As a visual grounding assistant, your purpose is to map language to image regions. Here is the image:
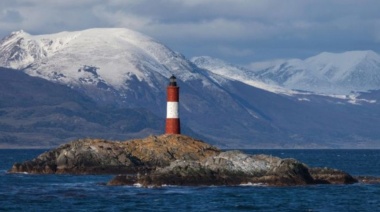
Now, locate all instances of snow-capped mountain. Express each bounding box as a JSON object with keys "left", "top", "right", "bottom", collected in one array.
[
  {"left": 250, "top": 50, "right": 380, "bottom": 94},
  {"left": 0, "top": 28, "right": 198, "bottom": 89},
  {"left": 193, "top": 51, "right": 380, "bottom": 95},
  {"left": 0, "top": 28, "right": 227, "bottom": 109},
  {"left": 1, "top": 28, "right": 380, "bottom": 148}
]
